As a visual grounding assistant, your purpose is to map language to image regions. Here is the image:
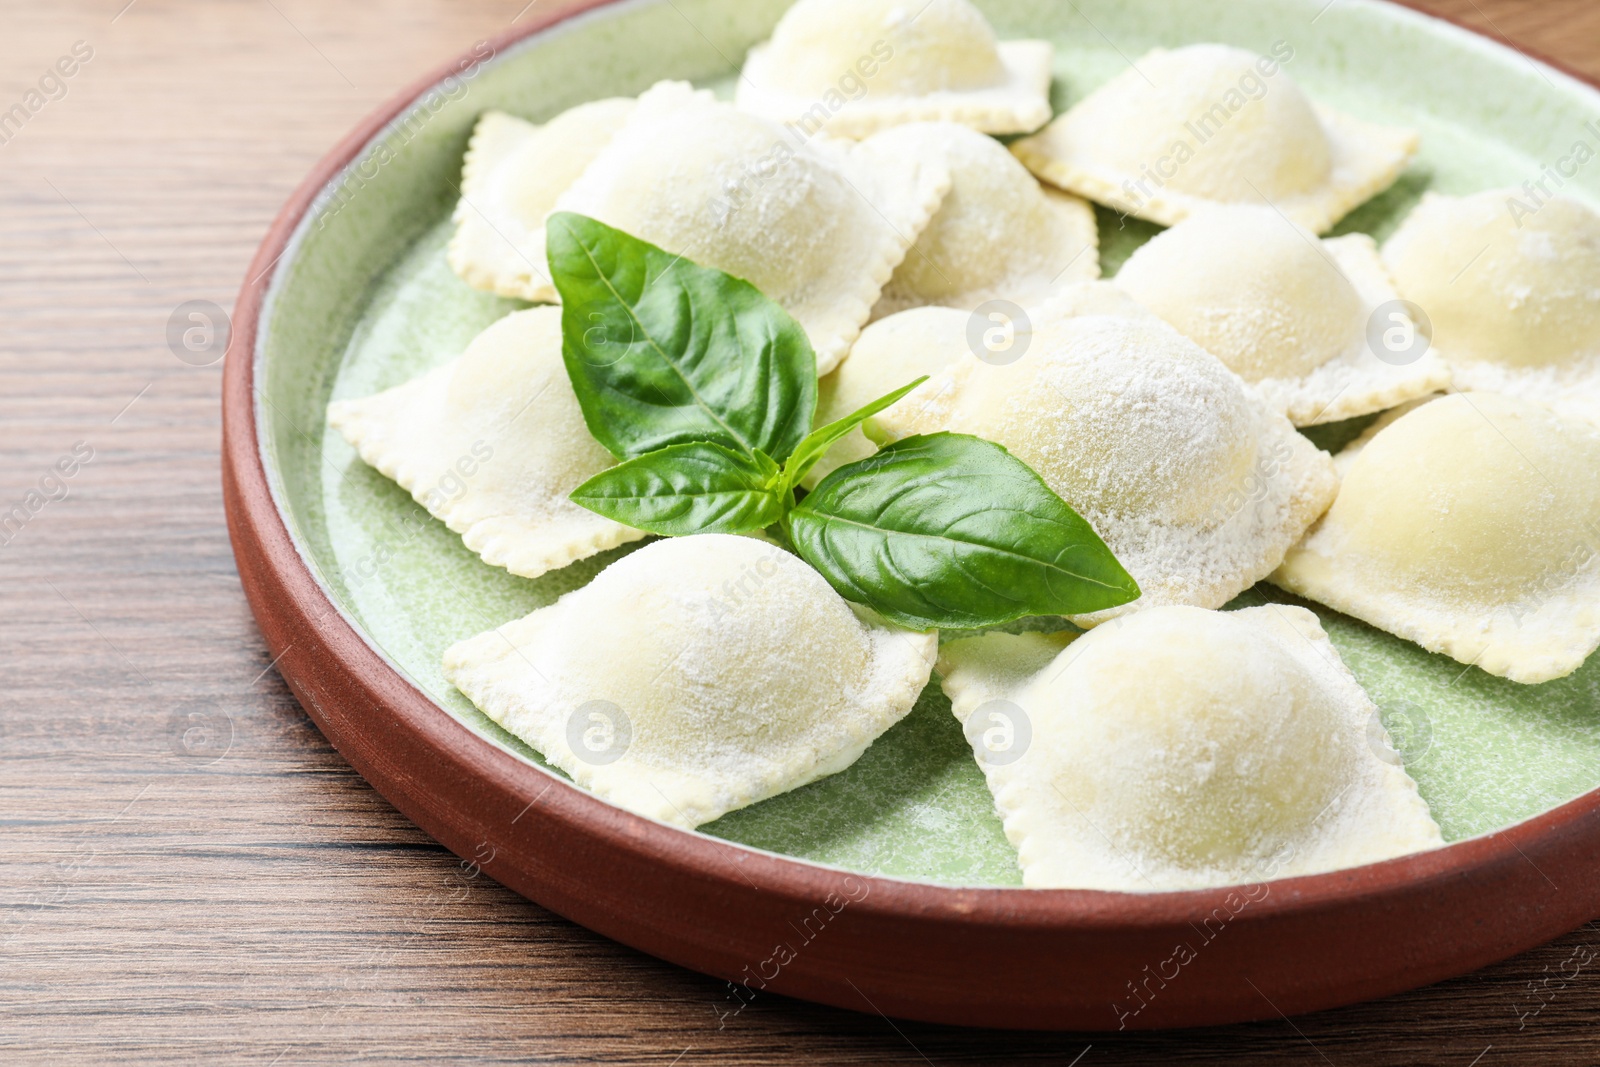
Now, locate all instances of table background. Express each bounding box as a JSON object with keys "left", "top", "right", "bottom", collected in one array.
[{"left": 3, "top": 0, "right": 1599, "bottom": 1063}]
